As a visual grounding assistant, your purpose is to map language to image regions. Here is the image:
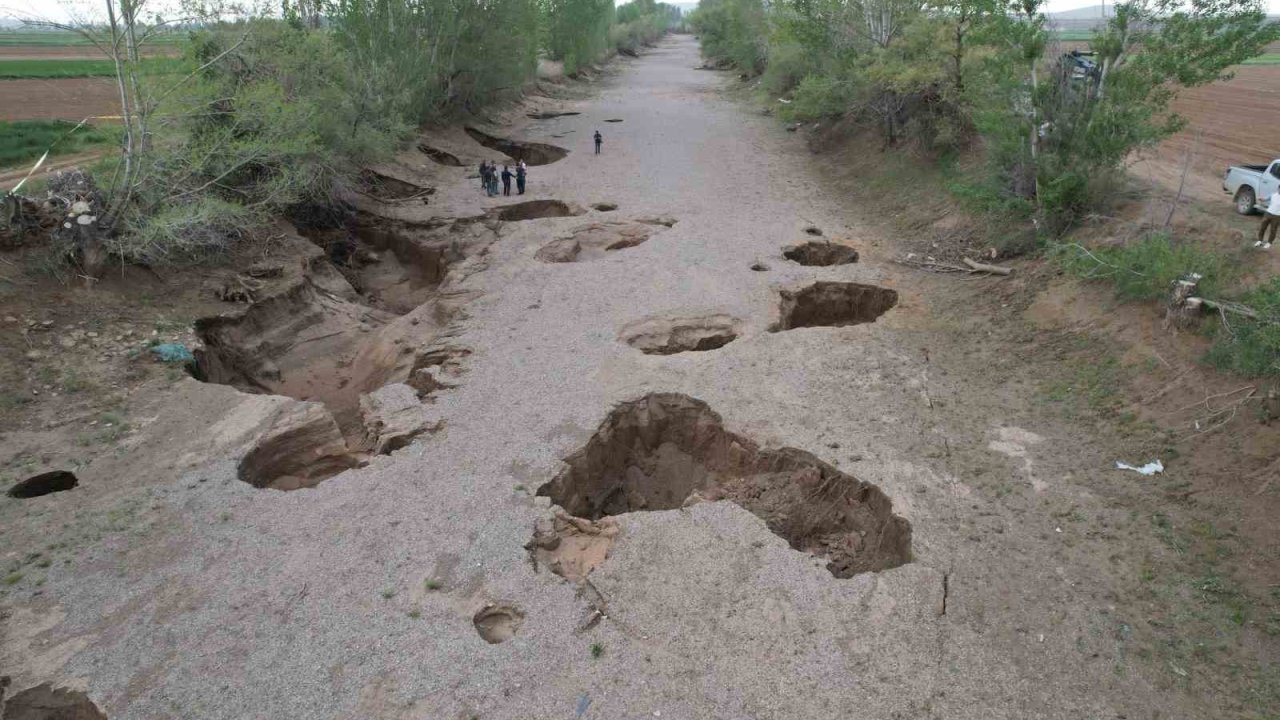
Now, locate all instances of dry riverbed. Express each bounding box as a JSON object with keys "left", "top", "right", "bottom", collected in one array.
[{"left": 1, "top": 36, "right": 1277, "bottom": 719}]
